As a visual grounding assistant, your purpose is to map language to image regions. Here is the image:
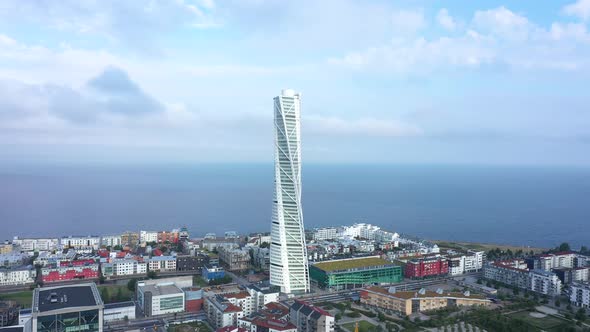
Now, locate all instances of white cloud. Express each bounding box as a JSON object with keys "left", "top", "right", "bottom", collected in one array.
[
  {"left": 563, "top": 0, "right": 590, "bottom": 21},
  {"left": 391, "top": 9, "right": 426, "bottom": 34},
  {"left": 306, "top": 115, "right": 422, "bottom": 138},
  {"left": 437, "top": 8, "right": 456, "bottom": 31},
  {"left": 472, "top": 6, "right": 533, "bottom": 40}
]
